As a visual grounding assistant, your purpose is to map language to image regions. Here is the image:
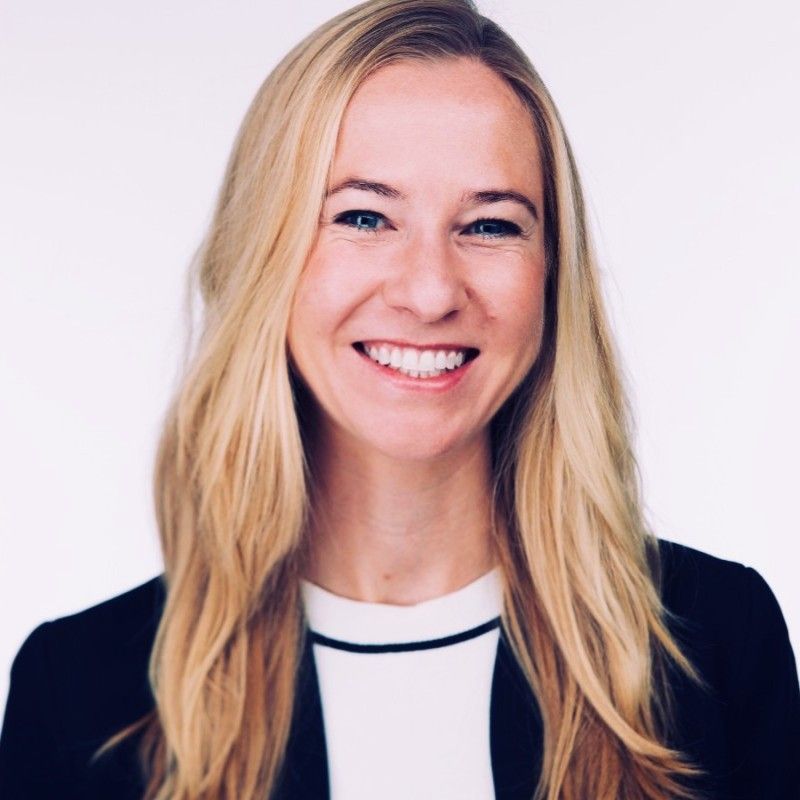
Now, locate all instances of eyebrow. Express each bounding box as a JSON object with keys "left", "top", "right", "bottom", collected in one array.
[
  {"left": 325, "top": 178, "right": 539, "bottom": 221},
  {"left": 326, "top": 178, "right": 402, "bottom": 200}
]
